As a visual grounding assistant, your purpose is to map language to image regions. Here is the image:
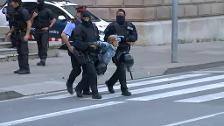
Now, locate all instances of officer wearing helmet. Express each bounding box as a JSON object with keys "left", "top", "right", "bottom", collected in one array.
[
  {"left": 104, "top": 9, "right": 138, "bottom": 96},
  {"left": 72, "top": 11, "right": 102, "bottom": 99},
  {"left": 31, "top": 0, "right": 56, "bottom": 66}
]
